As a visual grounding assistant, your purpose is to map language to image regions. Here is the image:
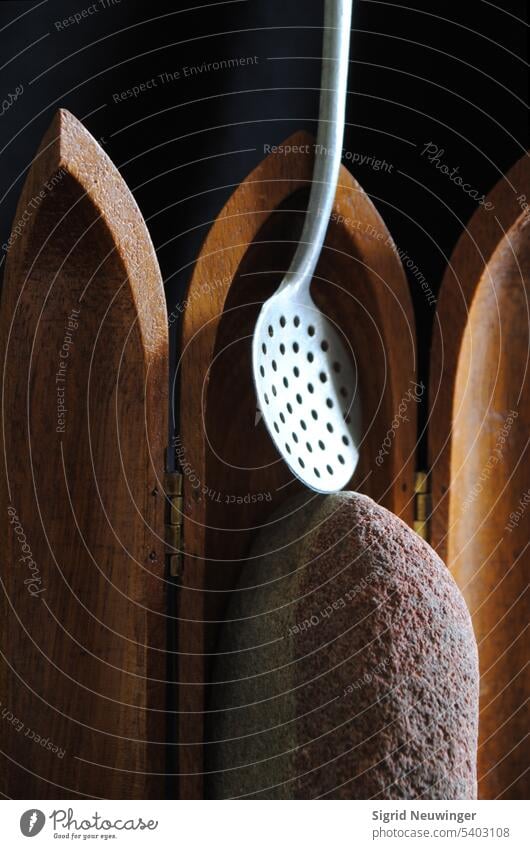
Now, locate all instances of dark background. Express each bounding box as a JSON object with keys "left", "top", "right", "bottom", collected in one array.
[{"left": 0, "top": 0, "right": 528, "bottom": 457}]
